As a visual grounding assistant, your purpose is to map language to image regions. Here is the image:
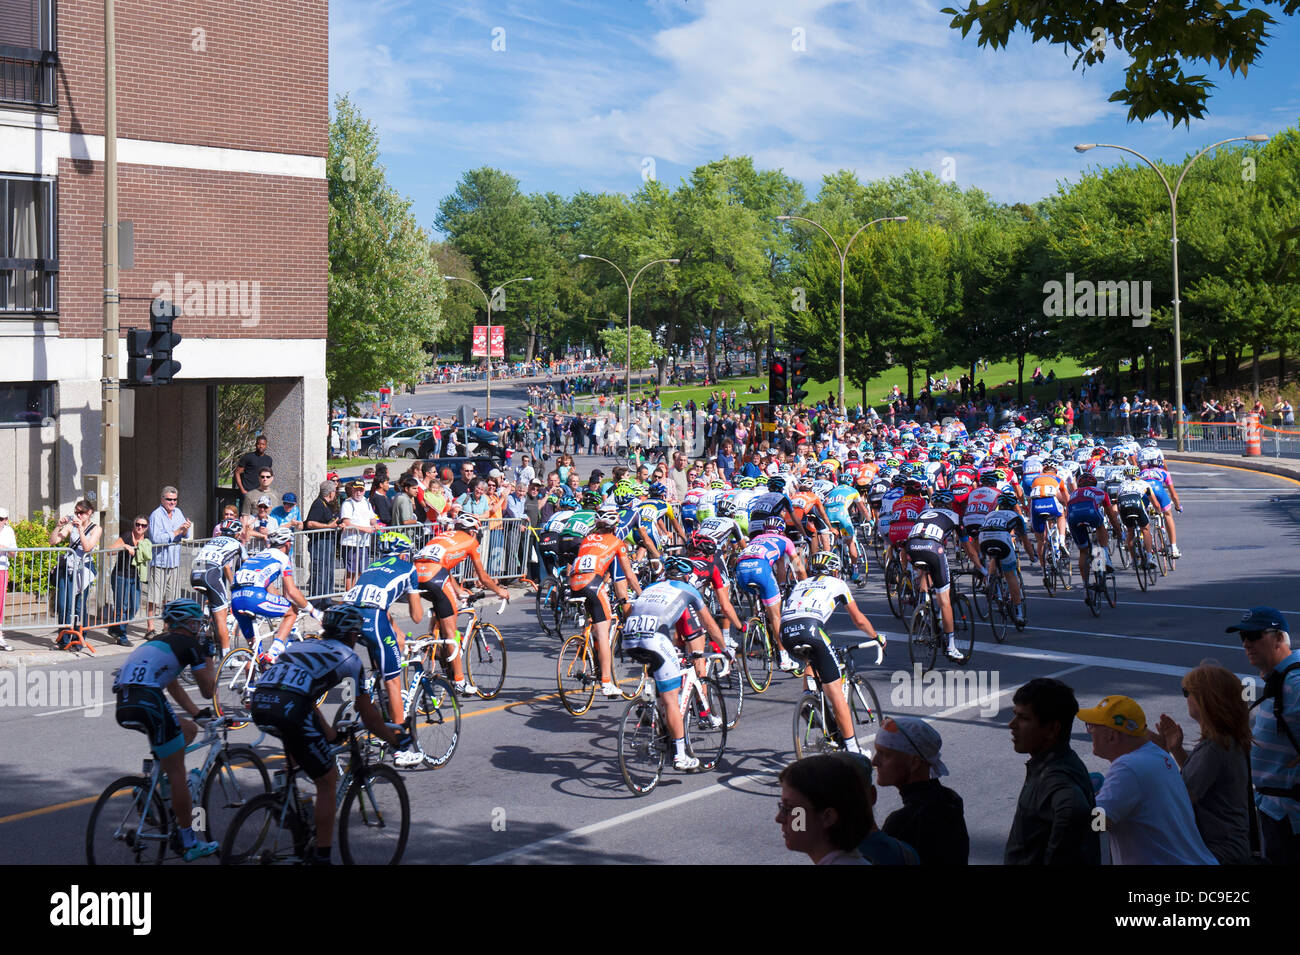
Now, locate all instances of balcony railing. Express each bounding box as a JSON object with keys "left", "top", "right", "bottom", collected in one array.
[
  {"left": 0, "top": 44, "right": 56, "bottom": 107},
  {"left": 0, "top": 258, "right": 57, "bottom": 313}
]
